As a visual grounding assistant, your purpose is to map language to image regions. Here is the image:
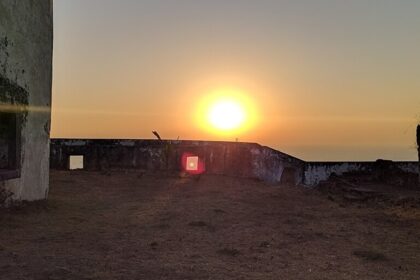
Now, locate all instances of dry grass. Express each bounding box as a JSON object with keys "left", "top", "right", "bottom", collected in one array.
[{"left": 0, "top": 170, "right": 419, "bottom": 279}]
